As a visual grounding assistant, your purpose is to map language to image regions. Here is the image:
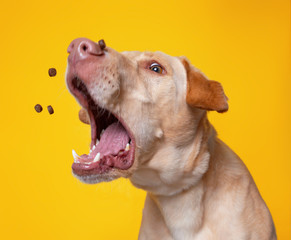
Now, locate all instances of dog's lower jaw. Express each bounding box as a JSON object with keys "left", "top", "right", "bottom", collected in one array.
[{"left": 73, "top": 172, "right": 117, "bottom": 184}]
